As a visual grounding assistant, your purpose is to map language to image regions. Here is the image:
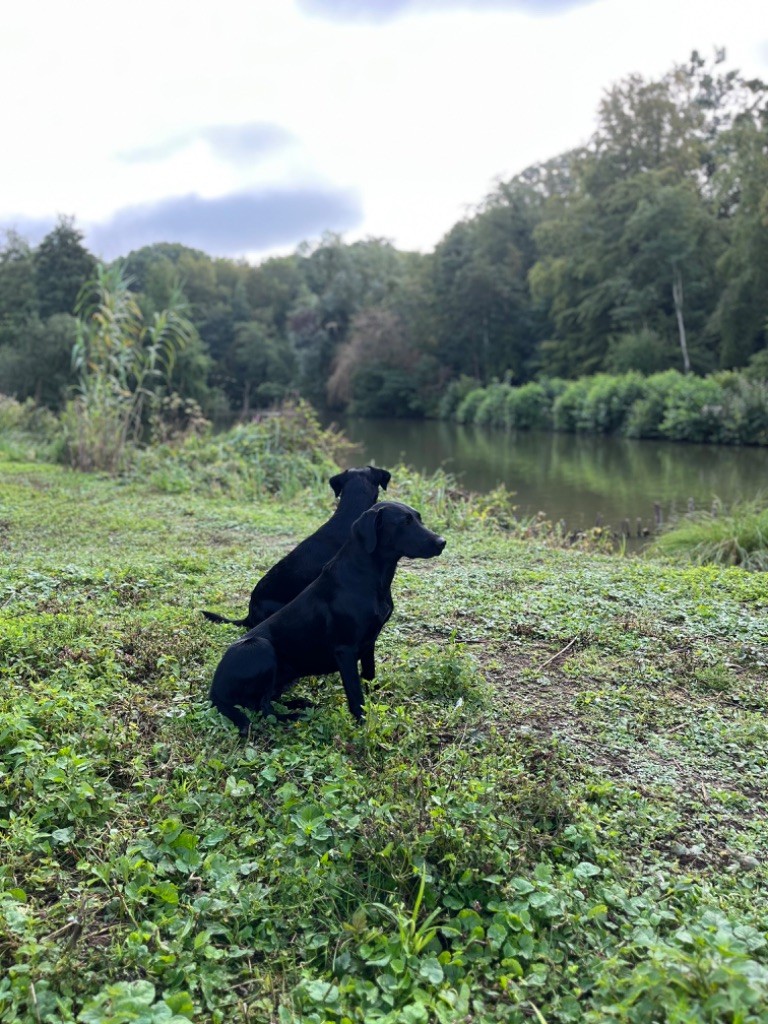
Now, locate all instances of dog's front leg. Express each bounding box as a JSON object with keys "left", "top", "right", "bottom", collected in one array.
[
  {"left": 360, "top": 642, "right": 376, "bottom": 681},
  {"left": 211, "top": 699, "right": 253, "bottom": 739},
  {"left": 334, "top": 646, "right": 365, "bottom": 722}
]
